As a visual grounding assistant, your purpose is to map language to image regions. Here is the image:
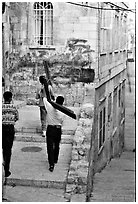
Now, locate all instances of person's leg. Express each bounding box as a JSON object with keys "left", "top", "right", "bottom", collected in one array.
[
  {"left": 40, "top": 106, "right": 47, "bottom": 136},
  {"left": 2, "top": 125, "right": 14, "bottom": 177},
  {"left": 54, "top": 128, "right": 62, "bottom": 164},
  {"left": 46, "top": 126, "right": 55, "bottom": 171},
  {"left": 3, "top": 148, "right": 12, "bottom": 177}
]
